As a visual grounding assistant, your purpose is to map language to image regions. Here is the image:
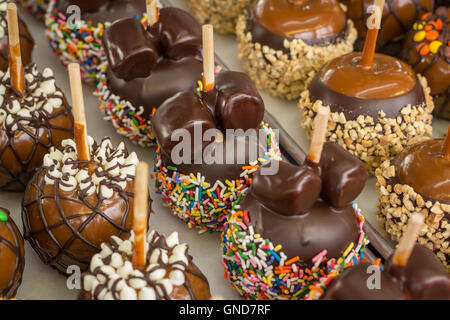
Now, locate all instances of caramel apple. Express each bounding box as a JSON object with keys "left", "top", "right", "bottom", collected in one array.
[
  {"left": 185, "top": 0, "right": 252, "bottom": 34},
  {"left": 340, "top": 0, "right": 433, "bottom": 57},
  {"left": 236, "top": 0, "right": 357, "bottom": 100},
  {"left": 0, "top": 207, "right": 25, "bottom": 299},
  {"left": 402, "top": 7, "right": 449, "bottom": 120},
  {"left": 299, "top": 1, "right": 434, "bottom": 174},
  {"left": 376, "top": 134, "right": 450, "bottom": 271},
  {"left": 96, "top": 5, "right": 203, "bottom": 147},
  {"left": 46, "top": 0, "right": 146, "bottom": 83}
]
